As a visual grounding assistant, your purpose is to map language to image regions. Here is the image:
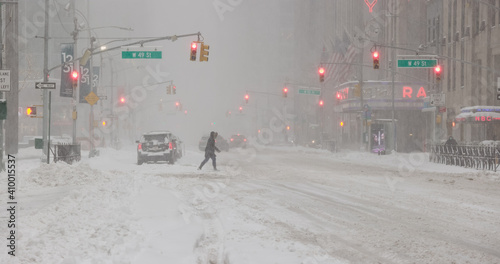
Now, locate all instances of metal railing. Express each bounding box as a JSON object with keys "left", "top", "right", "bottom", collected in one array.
[
  {"left": 51, "top": 143, "right": 81, "bottom": 164},
  {"left": 429, "top": 144, "right": 500, "bottom": 171}
]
